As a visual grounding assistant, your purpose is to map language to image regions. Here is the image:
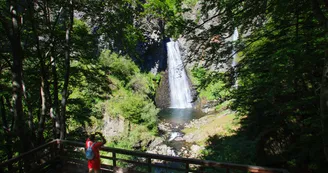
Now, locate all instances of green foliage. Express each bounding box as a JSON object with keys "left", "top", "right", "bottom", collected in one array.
[
  {"left": 127, "top": 73, "right": 160, "bottom": 97},
  {"left": 72, "top": 19, "right": 98, "bottom": 60},
  {"left": 83, "top": 0, "right": 145, "bottom": 56},
  {"left": 108, "top": 91, "right": 158, "bottom": 131},
  {"left": 183, "top": 0, "right": 198, "bottom": 6},
  {"left": 87, "top": 50, "right": 159, "bottom": 147},
  {"left": 143, "top": 0, "right": 186, "bottom": 38},
  {"left": 108, "top": 125, "right": 155, "bottom": 150},
  {"left": 191, "top": 66, "right": 229, "bottom": 101},
  {"left": 99, "top": 50, "right": 140, "bottom": 84},
  {"left": 202, "top": 134, "right": 256, "bottom": 171},
  {"left": 0, "top": 0, "right": 164, "bottom": 165},
  {"left": 185, "top": 0, "right": 328, "bottom": 172},
  {"left": 102, "top": 125, "right": 155, "bottom": 168}
]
